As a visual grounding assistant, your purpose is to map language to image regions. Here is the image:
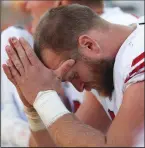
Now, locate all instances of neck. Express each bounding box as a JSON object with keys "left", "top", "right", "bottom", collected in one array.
[{"left": 99, "top": 23, "right": 137, "bottom": 59}]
